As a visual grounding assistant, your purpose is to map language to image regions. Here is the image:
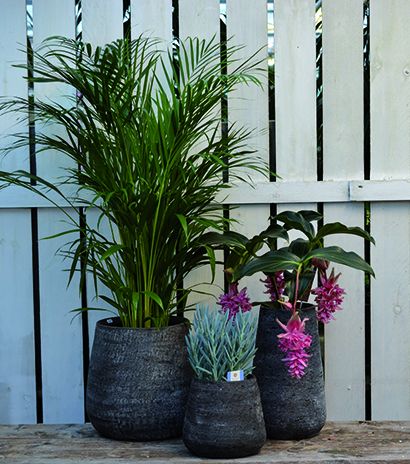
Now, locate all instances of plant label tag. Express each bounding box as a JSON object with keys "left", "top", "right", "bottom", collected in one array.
[{"left": 227, "top": 370, "right": 244, "bottom": 382}]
